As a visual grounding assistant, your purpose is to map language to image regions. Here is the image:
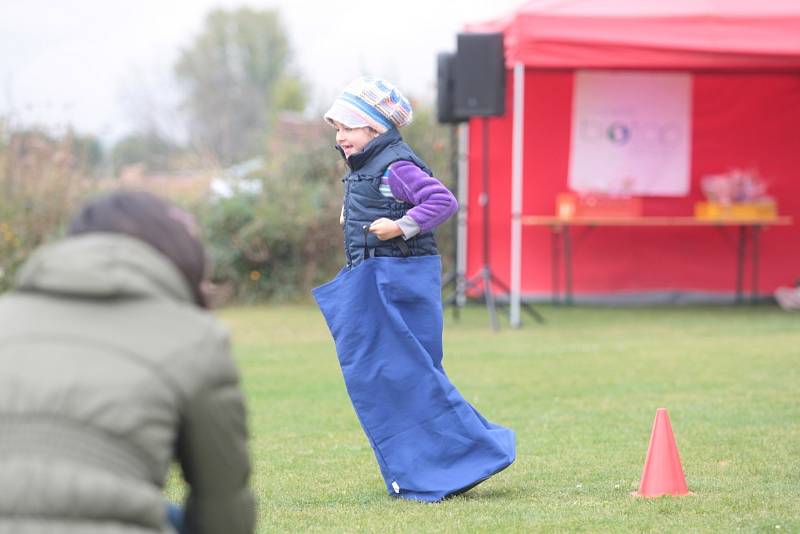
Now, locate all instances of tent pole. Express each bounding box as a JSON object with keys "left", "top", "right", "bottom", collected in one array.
[
  {"left": 456, "top": 122, "right": 469, "bottom": 309},
  {"left": 510, "top": 62, "right": 525, "bottom": 328}
]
